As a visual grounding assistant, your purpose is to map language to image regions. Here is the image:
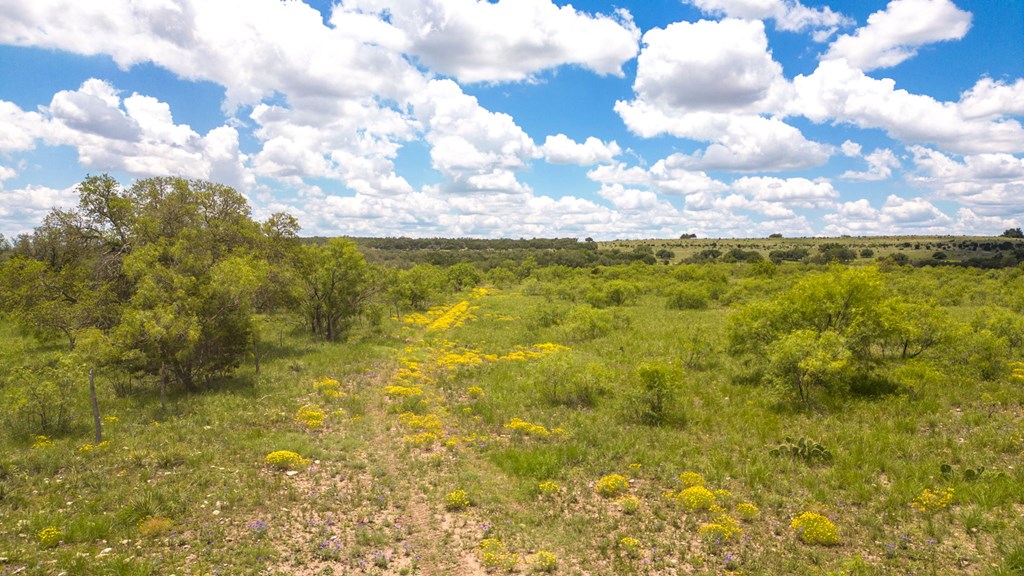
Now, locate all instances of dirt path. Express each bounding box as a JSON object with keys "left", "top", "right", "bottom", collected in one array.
[{"left": 263, "top": 302, "right": 491, "bottom": 575}]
